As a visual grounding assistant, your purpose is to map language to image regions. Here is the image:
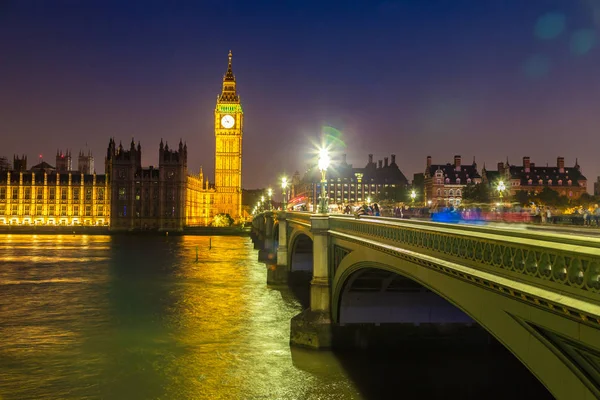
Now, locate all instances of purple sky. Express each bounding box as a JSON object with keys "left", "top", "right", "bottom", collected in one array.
[{"left": 1, "top": 0, "right": 599, "bottom": 190}]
